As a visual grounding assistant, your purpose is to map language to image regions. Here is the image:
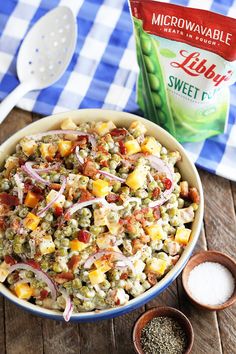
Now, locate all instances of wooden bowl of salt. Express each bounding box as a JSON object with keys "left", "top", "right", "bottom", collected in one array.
[{"left": 182, "top": 250, "right": 236, "bottom": 311}]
